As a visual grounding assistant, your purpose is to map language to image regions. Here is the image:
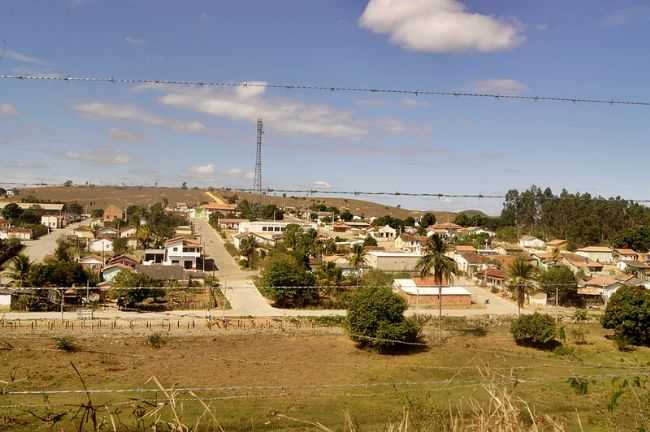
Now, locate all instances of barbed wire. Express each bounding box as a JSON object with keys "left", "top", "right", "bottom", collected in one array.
[{"left": 1, "top": 73, "right": 650, "bottom": 107}]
